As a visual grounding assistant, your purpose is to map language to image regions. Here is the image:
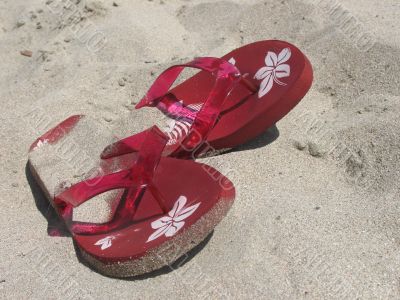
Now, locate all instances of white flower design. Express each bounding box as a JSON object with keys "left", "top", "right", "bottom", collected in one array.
[
  {"left": 254, "top": 48, "right": 291, "bottom": 98},
  {"left": 94, "top": 236, "right": 114, "bottom": 250},
  {"left": 146, "top": 195, "right": 200, "bottom": 243}
]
